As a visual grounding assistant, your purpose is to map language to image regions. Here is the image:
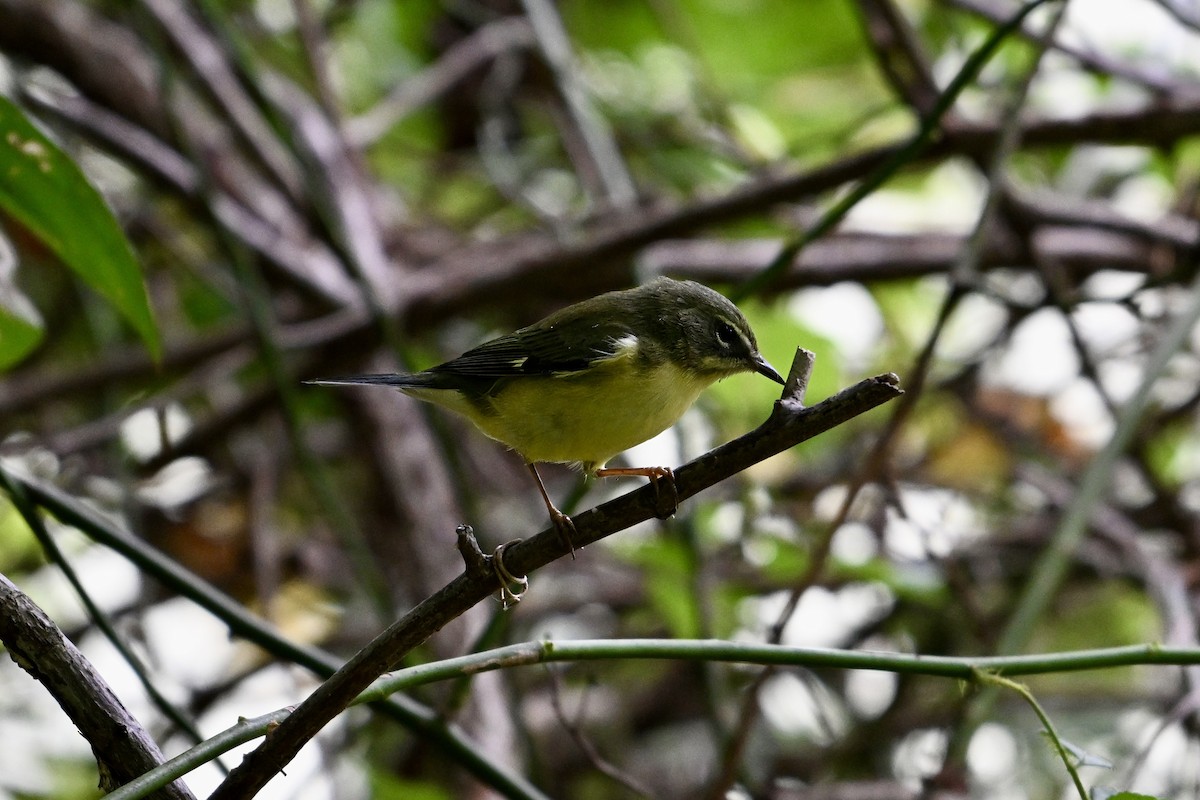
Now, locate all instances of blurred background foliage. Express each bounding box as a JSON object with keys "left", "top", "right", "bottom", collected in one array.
[{"left": 2, "top": 0, "right": 1200, "bottom": 798}]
